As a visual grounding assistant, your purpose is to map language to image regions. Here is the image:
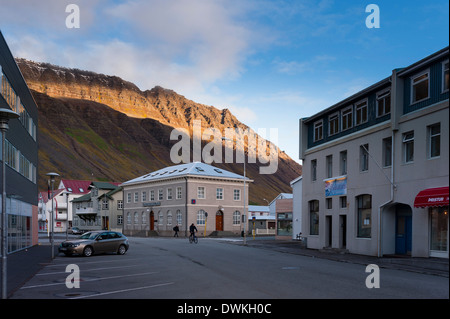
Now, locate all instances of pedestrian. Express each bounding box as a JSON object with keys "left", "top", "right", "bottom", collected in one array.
[{"left": 173, "top": 224, "right": 179, "bottom": 237}]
